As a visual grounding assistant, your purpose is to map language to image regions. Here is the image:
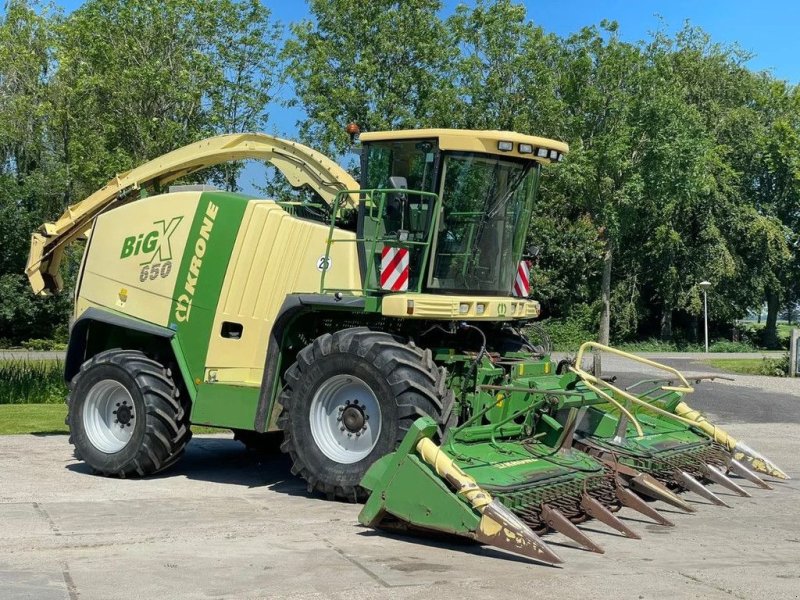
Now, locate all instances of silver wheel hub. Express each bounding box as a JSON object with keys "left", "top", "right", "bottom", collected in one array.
[
  {"left": 310, "top": 375, "right": 381, "bottom": 464},
  {"left": 83, "top": 379, "right": 135, "bottom": 453}
]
